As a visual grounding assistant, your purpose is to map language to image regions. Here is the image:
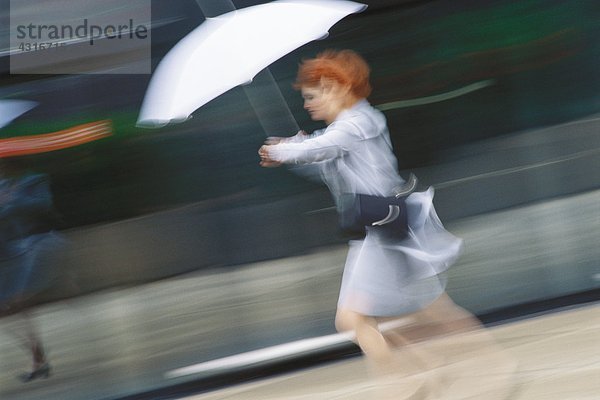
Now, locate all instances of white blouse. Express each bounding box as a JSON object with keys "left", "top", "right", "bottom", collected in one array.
[{"left": 269, "top": 99, "right": 405, "bottom": 206}]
